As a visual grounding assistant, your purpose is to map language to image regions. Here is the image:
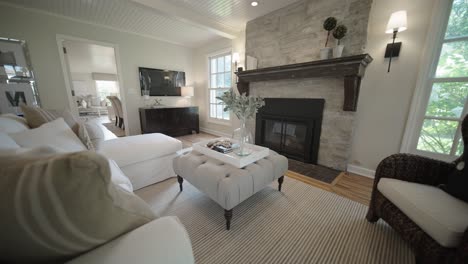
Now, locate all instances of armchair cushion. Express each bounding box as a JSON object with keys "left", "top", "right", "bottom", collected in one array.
[{"left": 378, "top": 178, "right": 468, "bottom": 248}]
